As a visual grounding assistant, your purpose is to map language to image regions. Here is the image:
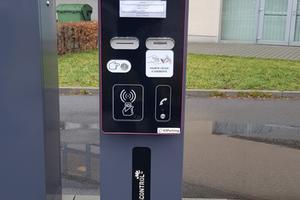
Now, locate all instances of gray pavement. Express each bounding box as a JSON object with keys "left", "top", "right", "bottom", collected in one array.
[
  {"left": 188, "top": 42, "right": 300, "bottom": 60},
  {"left": 62, "top": 195, "right": 224, "bottom": 200},
  {"left": 63, "top": 195, "right": 224, "bottom": 200},
  {"left": 61, "top": 95, "right": 300, "bottom": 199}
]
